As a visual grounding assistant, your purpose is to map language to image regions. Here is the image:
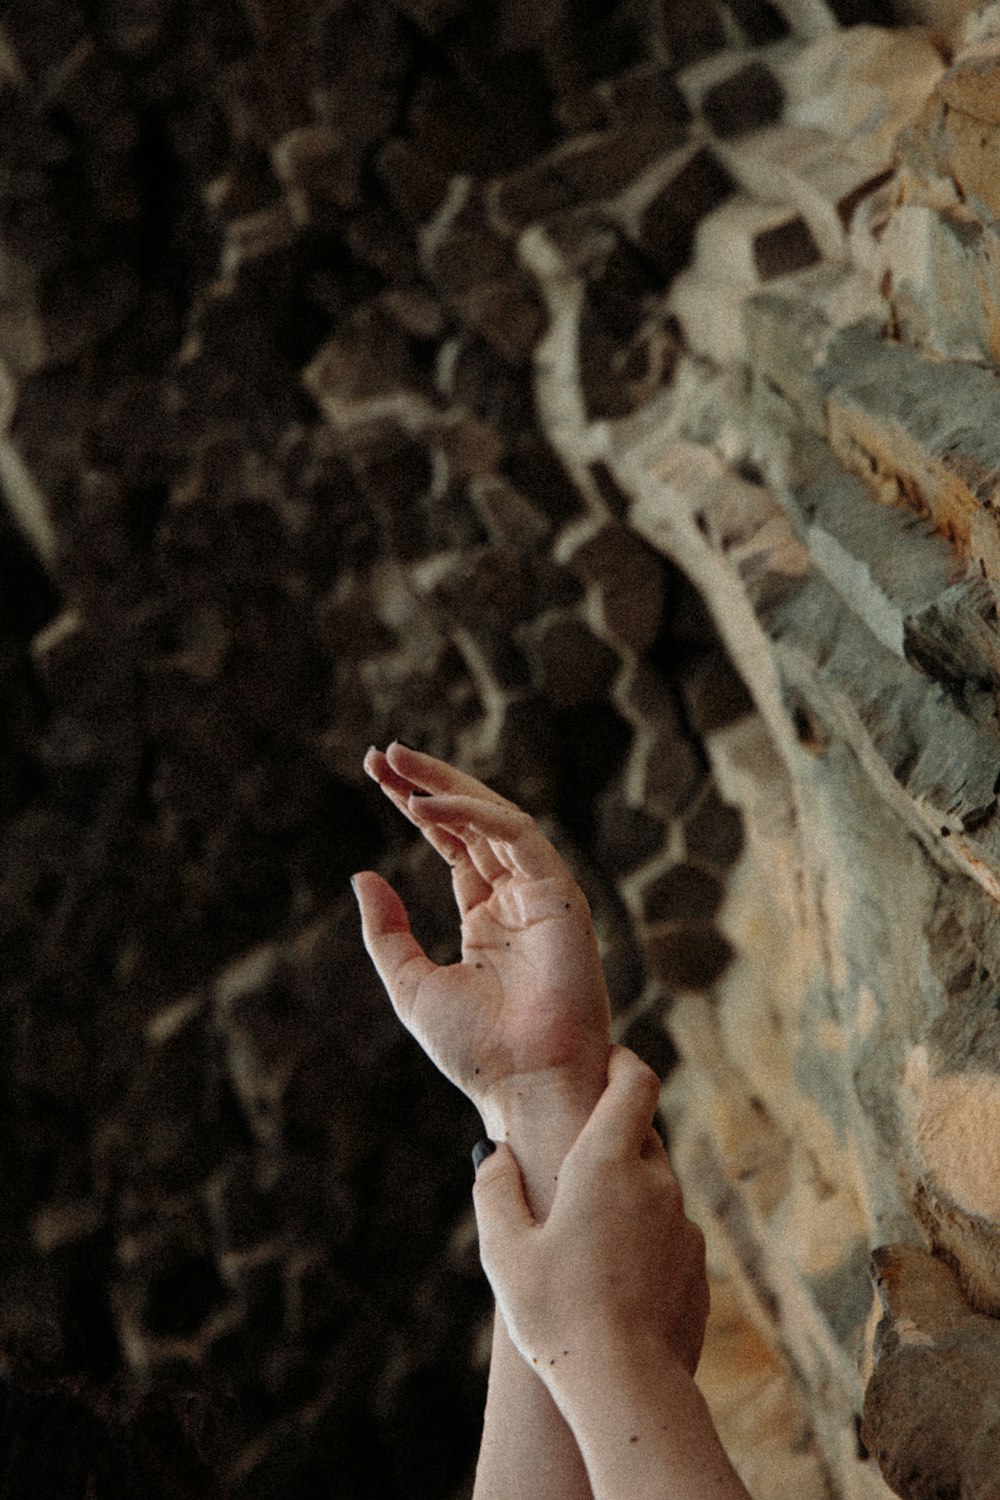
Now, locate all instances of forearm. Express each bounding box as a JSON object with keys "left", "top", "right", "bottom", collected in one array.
[
  {"left": 473, "top": 1306, "right": 594, "bottom": 1500},
  {"left": 550, "top": 1335, "right": 753, "bottom": 1500},
  {"left": 472, "top": 1066, "right": 607, "bottom": 1500}
]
